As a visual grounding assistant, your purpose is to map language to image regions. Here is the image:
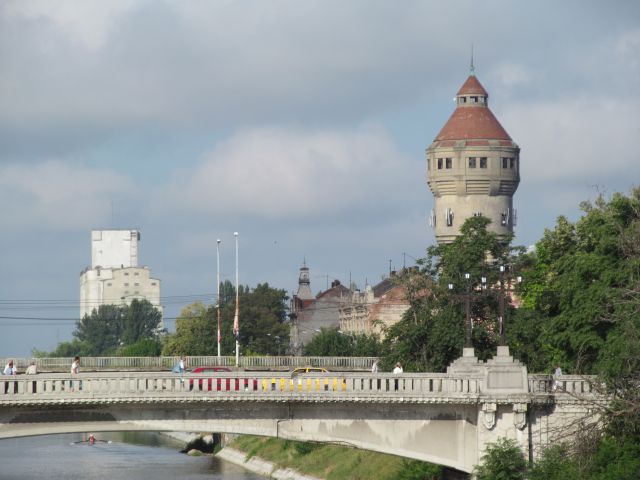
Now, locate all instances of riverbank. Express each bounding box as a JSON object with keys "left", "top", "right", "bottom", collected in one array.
[
  {"left": 217, "top": 446, "right": 321, "bottom": 480},
  {"left": 224, "top": 435, "right": 448, "bottom": 480}
]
